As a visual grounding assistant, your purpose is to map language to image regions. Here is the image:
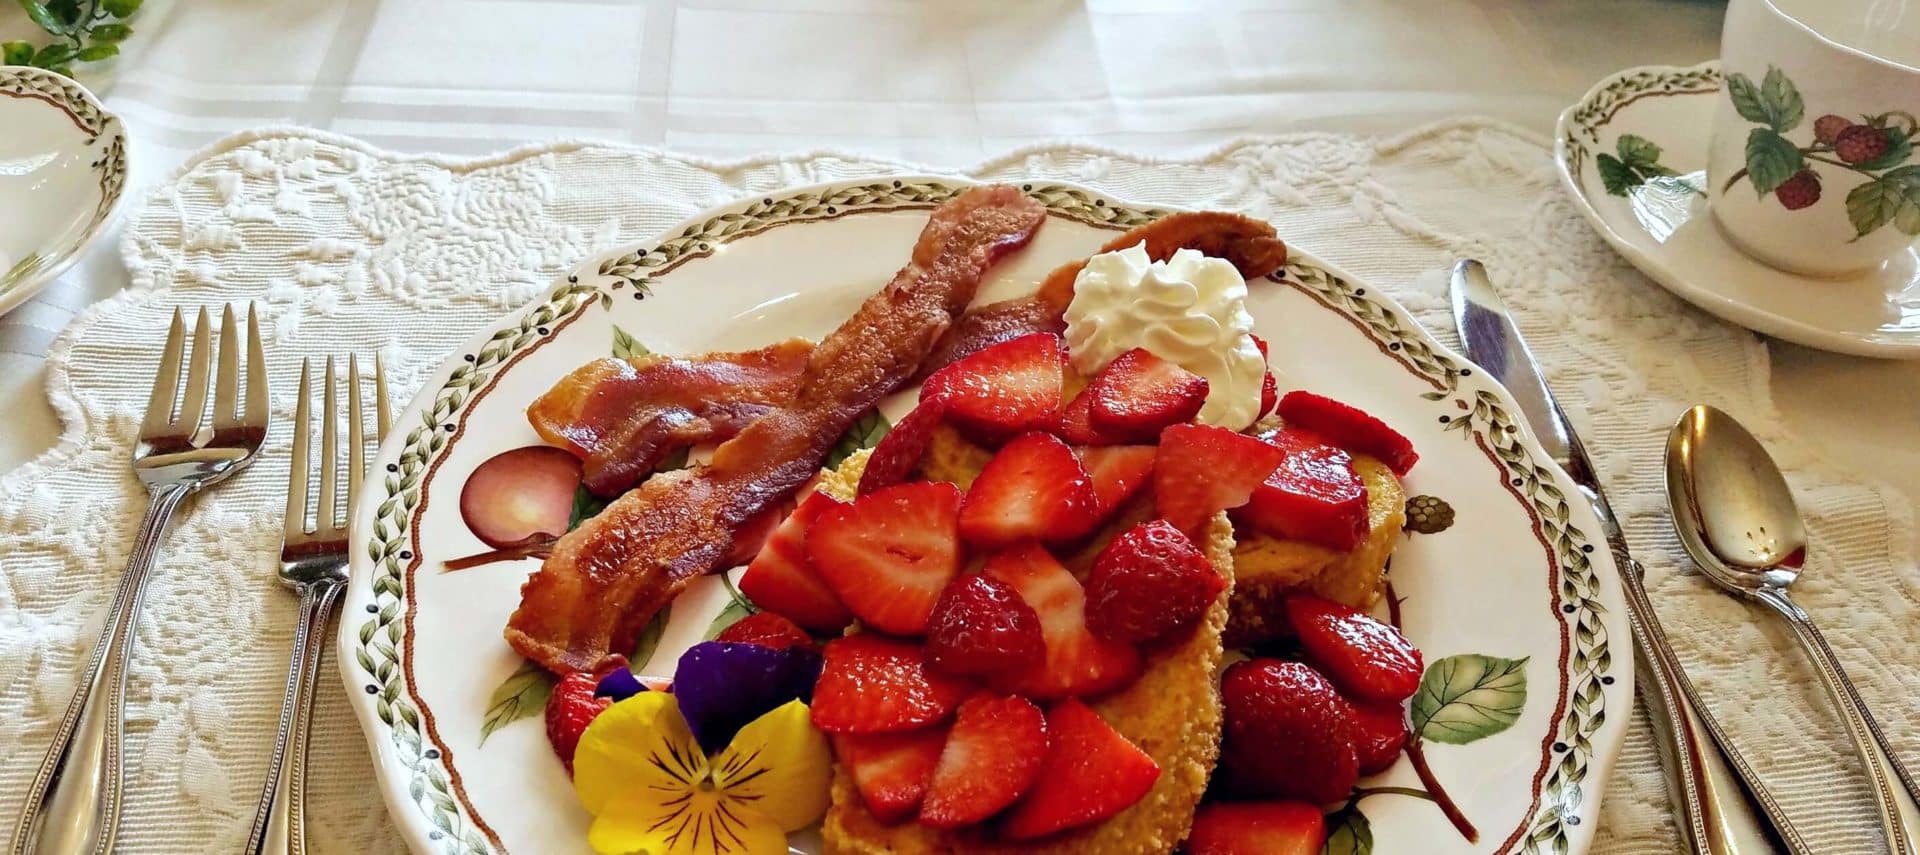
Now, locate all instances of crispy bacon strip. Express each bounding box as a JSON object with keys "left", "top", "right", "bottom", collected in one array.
[
  {"left": 506, "top": 186, "right": 1048, "bottom": 673},
  {"left": 925, "top": 211, "right": 1288, "bottom": 371},
  {"left": 526, "top": 340, "right": 814, "bottom": 496}
]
